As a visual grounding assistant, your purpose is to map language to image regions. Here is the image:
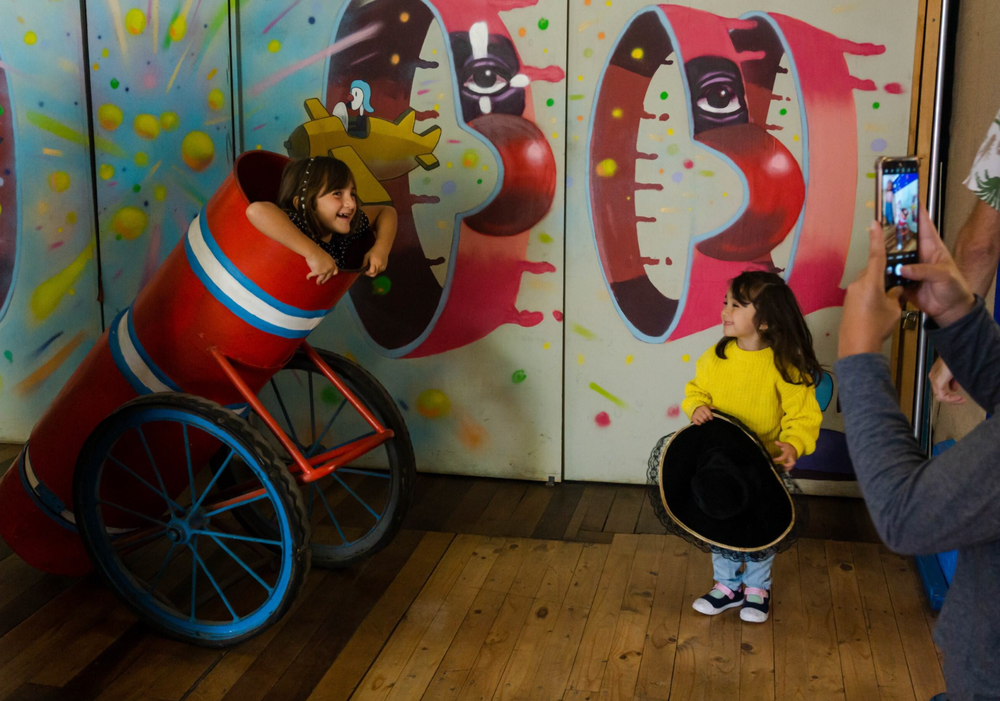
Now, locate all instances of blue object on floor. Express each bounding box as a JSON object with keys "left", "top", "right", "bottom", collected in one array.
[{"left": 915, "top": 440, "right": 957, "bottom": 610}]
